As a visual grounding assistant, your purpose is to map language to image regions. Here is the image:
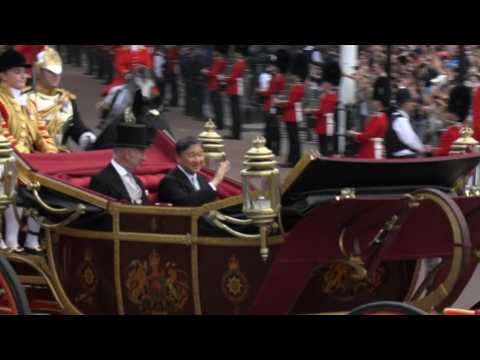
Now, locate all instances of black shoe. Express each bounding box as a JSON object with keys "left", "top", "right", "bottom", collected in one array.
[{"left": 24, "top": 246, "right": 46, "bottom": 256}]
